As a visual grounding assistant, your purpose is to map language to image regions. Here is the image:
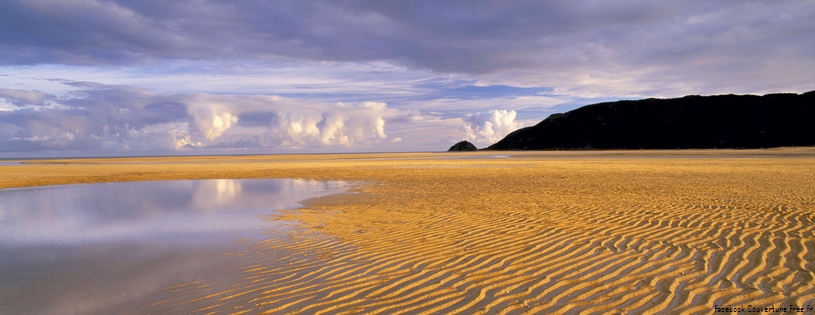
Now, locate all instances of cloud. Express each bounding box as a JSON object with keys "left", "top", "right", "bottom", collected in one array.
[
  {"left": 266, "top": 102, "right": 392, "bottom": 147},
  {"left": 186, "top": 97, "right": 239, "bottom": 141},
  {"left": 0, "top": 83, "right": 414, "bottom": 155},
  {"left": 0, "top": 88, "right": 50, "bottom": 106},
  {"left": 461, "top": 110, "right": 523, "bottom": 144},
  {"left": 1, "top": 1, "right": 813, "bottom": 156},
  {"left": 1, "top": 1, "right": 812, "bottom": 97}
]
